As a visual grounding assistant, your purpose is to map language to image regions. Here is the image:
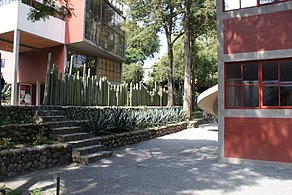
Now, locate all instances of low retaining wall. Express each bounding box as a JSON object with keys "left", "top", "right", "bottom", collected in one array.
[
  {"left": 0, "top": 121, "right": 188, "bottom": 179},
  {"left": 0, "top": 124, "right": 50, "bottom": 143},
  {"left": 0, "top": 144, "right": 72, "bottom": 179},
  {"left": 97, "top": 121, "right": 188, "bottom": 149},
  {"left": 0, "top": 106, "right": 37, "bottom": 121}
]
